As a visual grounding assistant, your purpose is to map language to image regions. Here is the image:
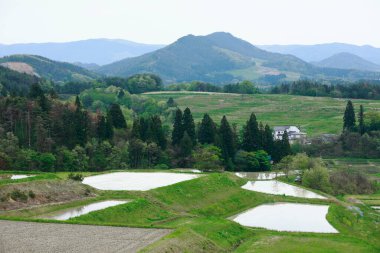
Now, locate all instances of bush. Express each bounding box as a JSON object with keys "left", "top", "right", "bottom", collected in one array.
[
  {"left": 68, "top": 173, "right": 84, "bottom": 181},
  {"left": 330, "top": 170, "right": 376, "bottom": 195},
  {"left": 154, "top": 164, "right": 170, "bottom": 170},
  {"left": 302, "top": 166, "right": 331, "bottom": 193},
  {"left": 10, "top": 190, "right": 28, "bottom": 202},
  {"left": 193, "top": 145, "right": 223, "bottom": 172},
  {"left": 28, "top": 190, "right": 36, "bottom": 199}
]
